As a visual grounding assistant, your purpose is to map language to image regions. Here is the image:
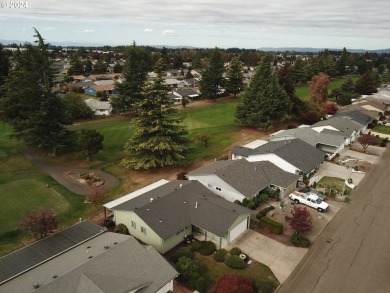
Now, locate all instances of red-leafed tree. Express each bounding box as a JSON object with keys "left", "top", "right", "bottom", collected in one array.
[
  {"left": 285, "top": 206, "right": 313, "bottom": 234},
  {"left": 214, "top": 274, "right": 255, "bottom": 293},
  {"left": 308, "top": 73, "right": 330, "bottom": 104},
  {"left": 19, "top": 207, "right": 58, "bottom": 239},
  {"left": 301, "top": 110, "right": 320, "bottom": 124},
  {"left": 321, "top": 103, "right": 338, "bottom": 115},
  {"left": 357, "top": 134, "right": 378, "bottom": 150}
]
